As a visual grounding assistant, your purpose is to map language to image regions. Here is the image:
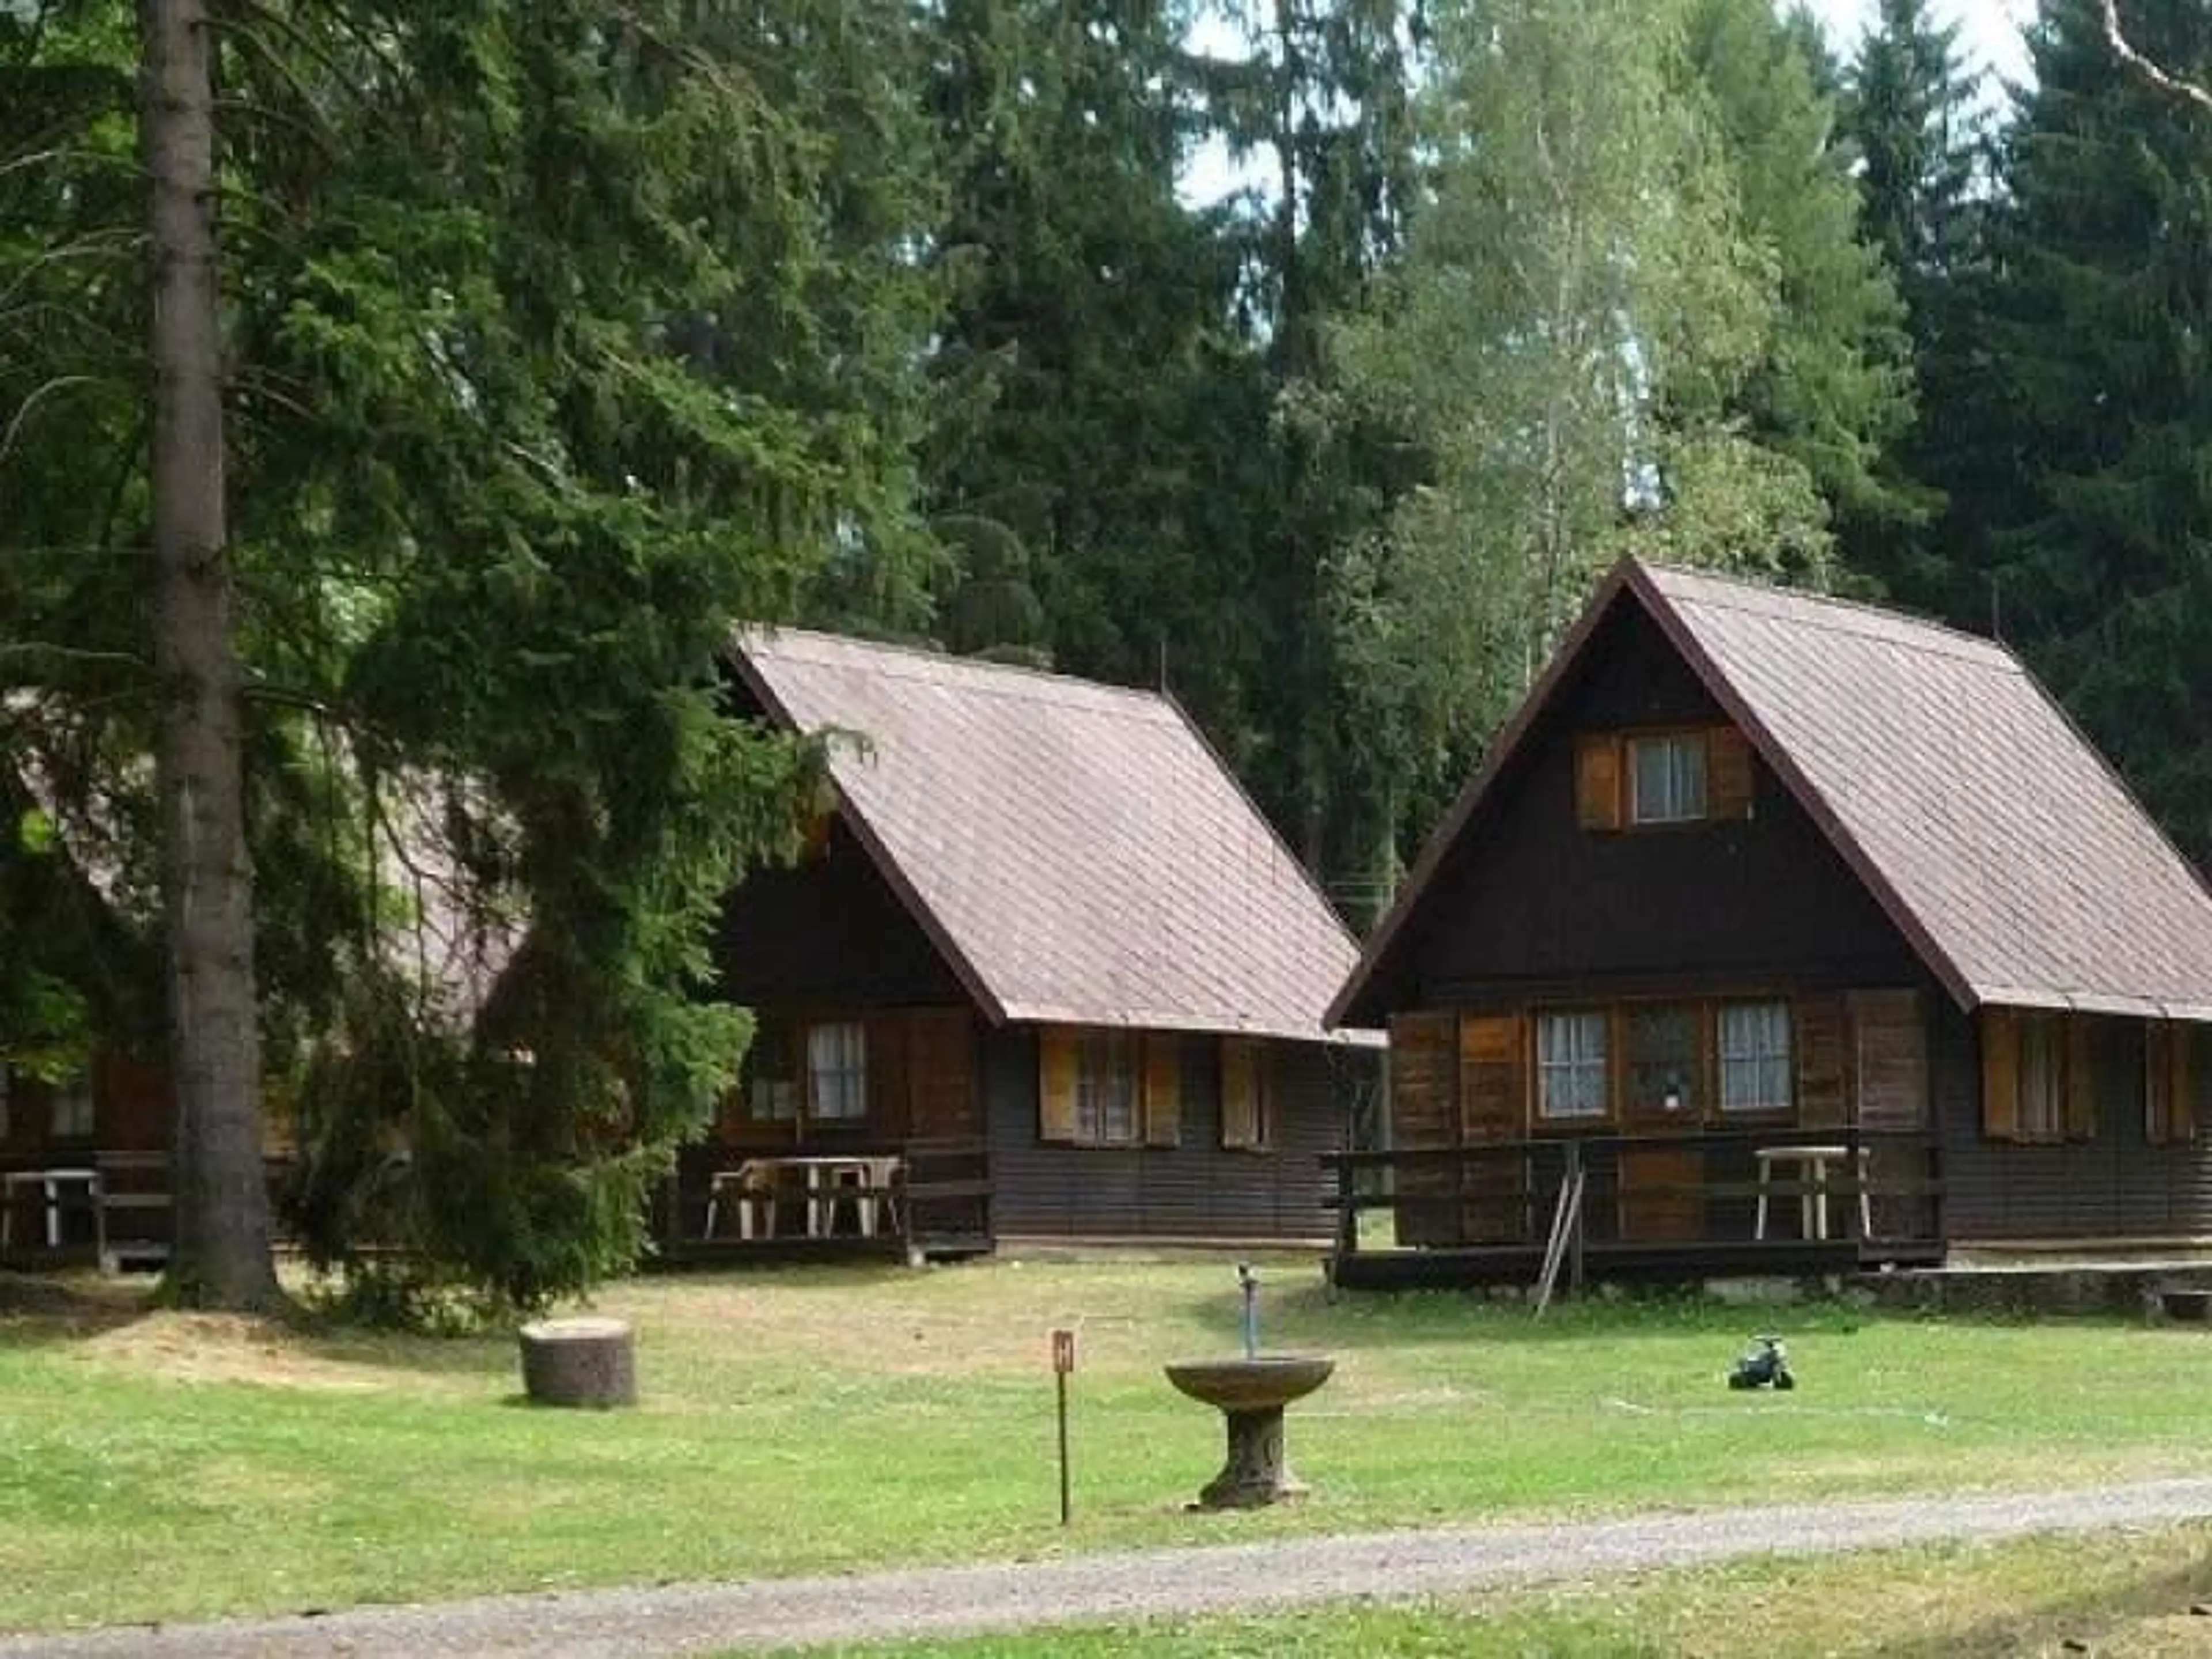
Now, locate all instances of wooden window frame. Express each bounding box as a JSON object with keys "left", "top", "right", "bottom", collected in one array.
[
  {"left": 2015, "top": 1014, "right": 2065, "bottom": 1142},
  {"left": 1717, "top": 999, "right": 1794, "bottom": 1118},
  {"left": 1074, "top": 1029, "right": 1141, "bottom": 1146},
  {"left": 1982, "top": 1009, "right": 2093, "bottom": 1145},
  {"left": 741, "top": 1018, "right": 801, "bottom": 1124},
  {"left": 1221, "top": 1038, "right": 1272, "bottom": 1153},
  {"left": 1534, "top": 1008, "right": 1612, "bottom": 1124},
  {"left": 804, "top": 1020, "right": 870, "bottom": 1123},
  {"left": 1626, "top": 730, "right": 1711, "bottom": 827},
  {"left": 1041, "top": 1026, "right": 1183, "bottom": 1149},
  {"left": 1622, "top": 1002, "right": 1703, "bottom": 1120},
  {"left": 47, "top": 1073, "right": 94, "bottom": 1143},
  {"left": 2145, "top": 1021, "right": 2198, "bottom": 1147}
]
